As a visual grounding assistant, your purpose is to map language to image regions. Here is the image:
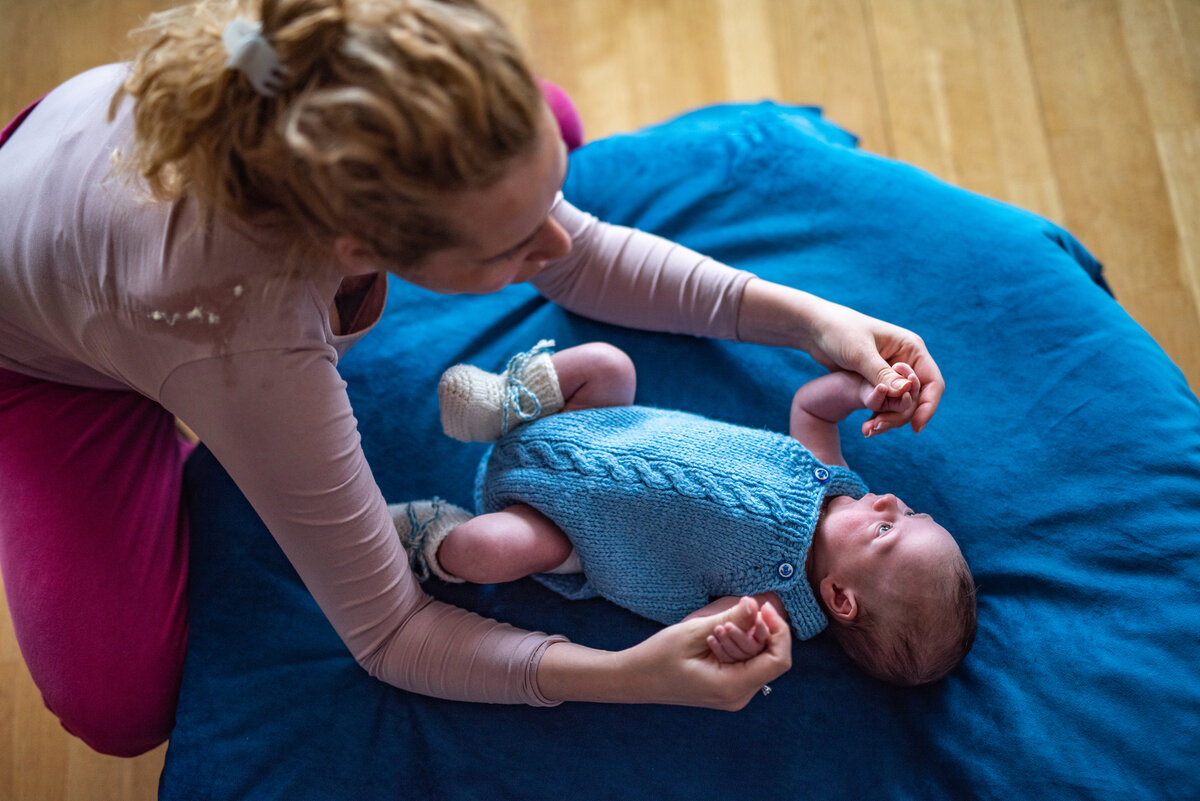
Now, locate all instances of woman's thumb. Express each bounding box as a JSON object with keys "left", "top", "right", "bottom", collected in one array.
[
  {"left": 713, "top": 596, "right": 760, "bottom": 630},
  {"left": 862, "top": 353, "right": 911, "bottom": 393}
]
